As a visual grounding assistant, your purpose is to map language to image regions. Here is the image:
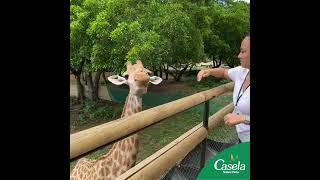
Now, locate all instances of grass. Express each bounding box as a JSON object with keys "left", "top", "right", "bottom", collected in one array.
[
  {"left": 70, "top": 75, "right": 234, "bottom": 171},
  {"left": 70, "top": 99, "right": 124, "bottom": 134}
]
